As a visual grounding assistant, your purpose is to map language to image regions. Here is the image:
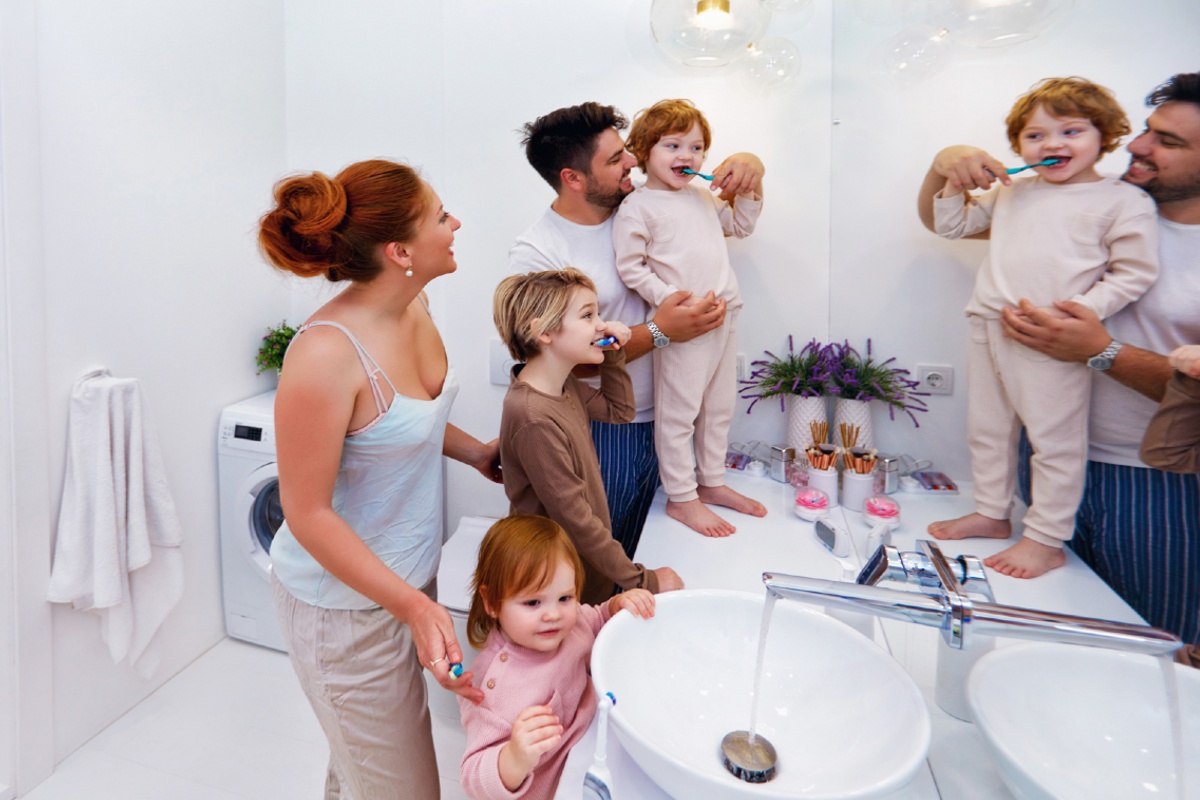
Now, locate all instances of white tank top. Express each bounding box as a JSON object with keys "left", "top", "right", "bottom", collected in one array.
[{"left": 270, "top": 319, "right": 459, "bottom": 609}]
